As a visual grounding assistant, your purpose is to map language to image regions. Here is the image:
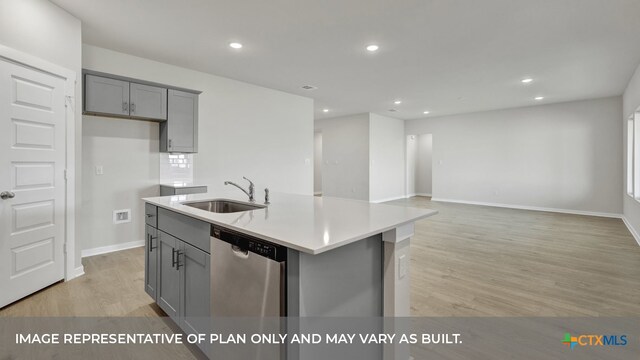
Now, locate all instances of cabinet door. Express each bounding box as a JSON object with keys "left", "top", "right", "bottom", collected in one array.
[
  {"left": 144, "top": 225, "right": 158, "bottom": 301},
  {"left": 157, "top": 231, "right": 180, "bottom": 318},
  {"left": 130, "top": 82, "right": 167, "bottom": 120},
  {"left": 161, "top": 89, "right": 198, "bottom": 153},
  {"left": 84, "top": 75, "right": 130, "bottom": 116},
  {"left": 180, "top": 241, "right": 210, "bottom": 354}
]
